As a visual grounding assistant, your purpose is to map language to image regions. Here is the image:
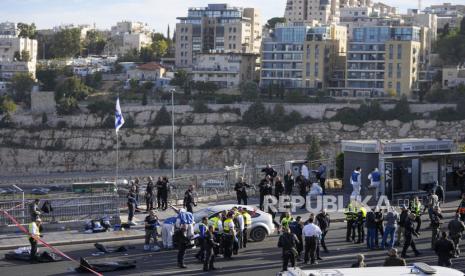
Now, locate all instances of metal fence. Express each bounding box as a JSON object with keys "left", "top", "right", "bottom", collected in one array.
[{"left": 0, "top": 194, "right": 120, "bottom": 227}]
